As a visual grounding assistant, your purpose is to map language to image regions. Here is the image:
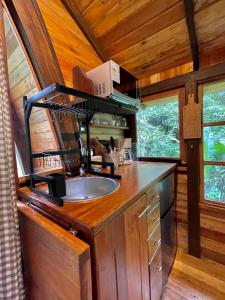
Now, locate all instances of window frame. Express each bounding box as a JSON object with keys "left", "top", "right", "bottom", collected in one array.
[
  {"left": 137, "top": 88, "right": 186, "bottom": 162},
  {"left": 3, "top": 7, "right": 62, "bottom": 184},
  {"left": 200, "top": 80, "right": 225, "bottom": 207}
]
